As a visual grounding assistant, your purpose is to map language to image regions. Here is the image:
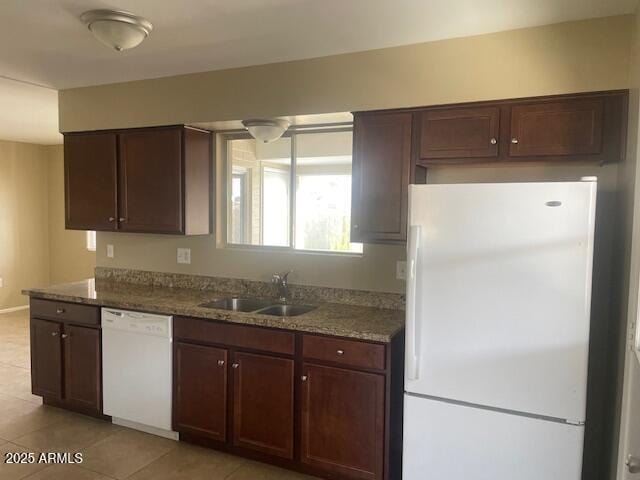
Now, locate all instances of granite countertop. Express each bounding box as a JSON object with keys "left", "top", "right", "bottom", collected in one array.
[{"left": 22, "top": 279, "right": 404, "bottom": 343}]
